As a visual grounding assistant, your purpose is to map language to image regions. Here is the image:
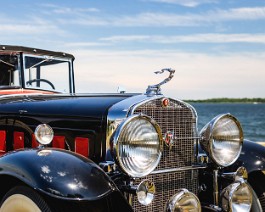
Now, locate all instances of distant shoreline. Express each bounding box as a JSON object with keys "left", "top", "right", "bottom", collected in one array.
[{"left": 185, "top": 98, "right": 265, "bottom": 103}]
